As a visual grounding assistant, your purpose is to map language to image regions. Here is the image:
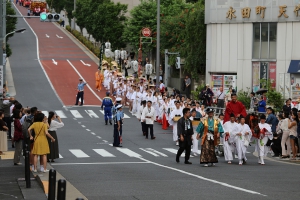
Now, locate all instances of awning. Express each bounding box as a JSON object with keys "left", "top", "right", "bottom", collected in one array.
[{"left": 288, "top": 60, "right": 300, "bottom": 73}]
